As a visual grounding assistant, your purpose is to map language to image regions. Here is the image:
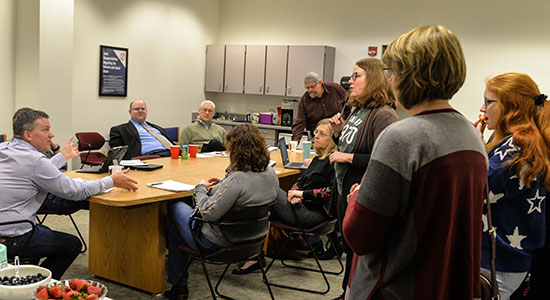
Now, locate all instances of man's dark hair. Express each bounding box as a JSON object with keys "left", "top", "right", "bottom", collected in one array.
[{"left": 13, "top": 109, "right": 49, "bottom": 139}]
